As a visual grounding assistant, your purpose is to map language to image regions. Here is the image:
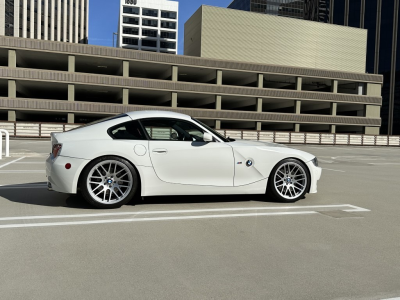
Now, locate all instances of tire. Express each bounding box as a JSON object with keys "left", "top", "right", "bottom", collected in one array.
[
  {"left": 267, "top": 158, "right": 310, "bottom": 203},
  {"left": 80, "top": 156, "right": 139, "bottom": 209}
]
